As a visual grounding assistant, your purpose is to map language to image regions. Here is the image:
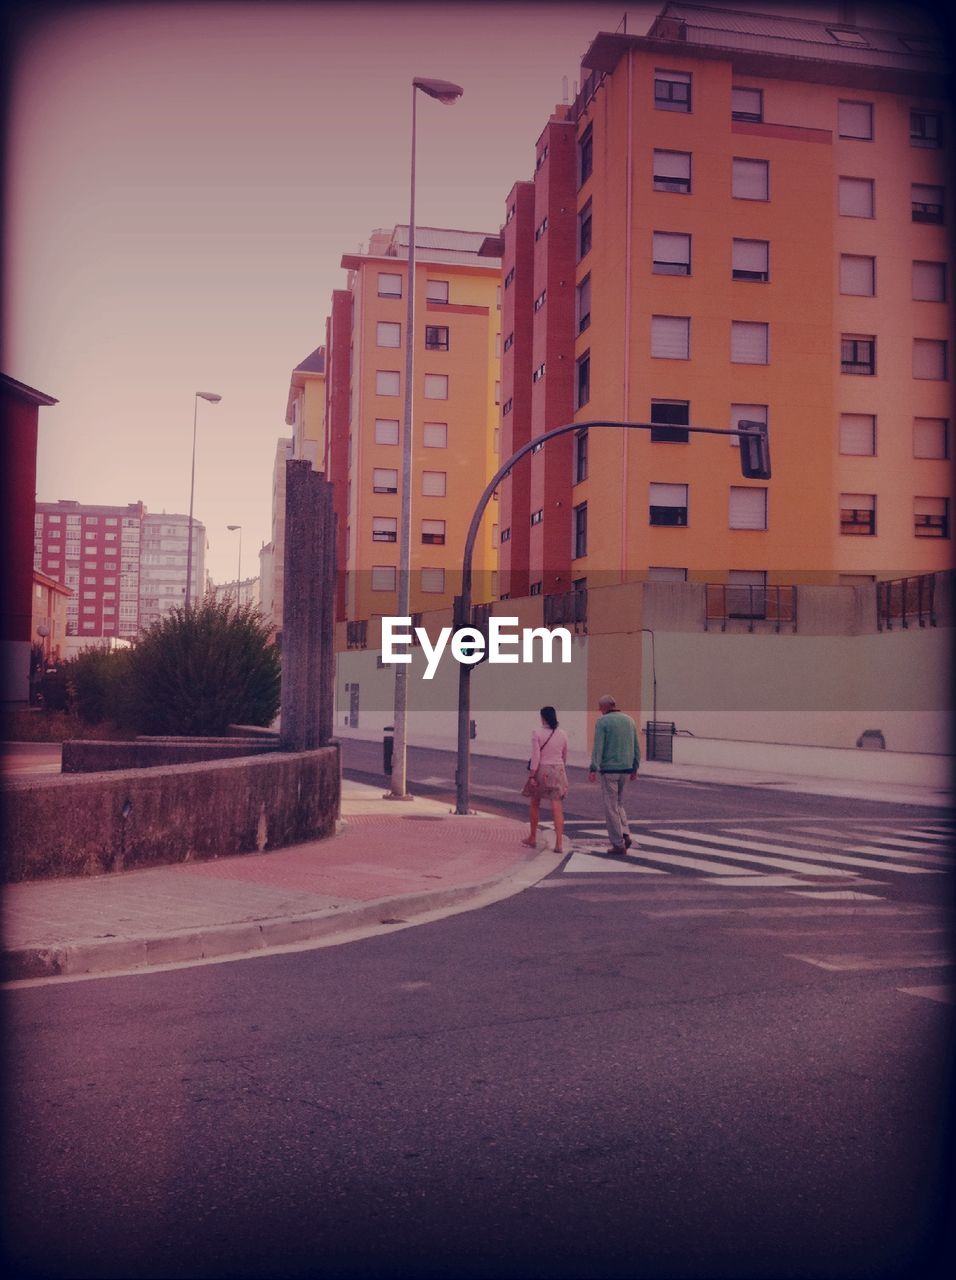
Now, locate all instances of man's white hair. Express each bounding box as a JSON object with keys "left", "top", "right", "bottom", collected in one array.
[{"left": 598, "top": 695, "right": 617, "bottom": 709}]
